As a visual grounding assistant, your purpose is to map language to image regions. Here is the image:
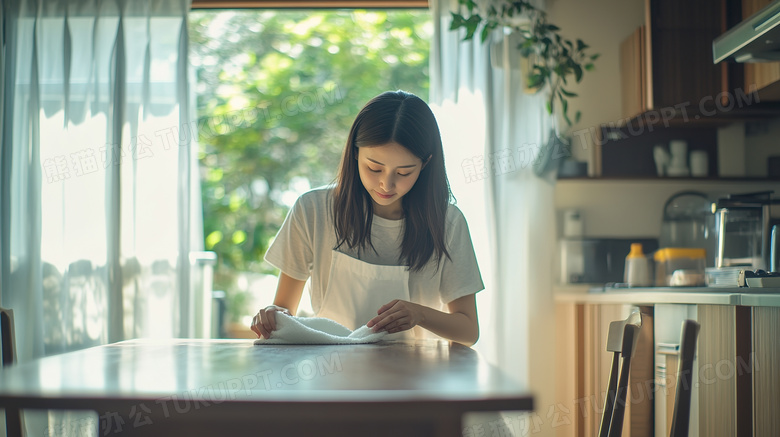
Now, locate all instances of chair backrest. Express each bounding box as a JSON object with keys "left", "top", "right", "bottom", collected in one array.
[
  {"left": 669, "top": 320, "right": 700, "bottom": 437},
  {"left": 1, "top": 307, "right": 17, "bottom": 366},
  {"left": 1, "top": 306, "right": 23, "bottom": 437},
  {"left": 598, "top": 311, "right": 642, "bottom": 437}
]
